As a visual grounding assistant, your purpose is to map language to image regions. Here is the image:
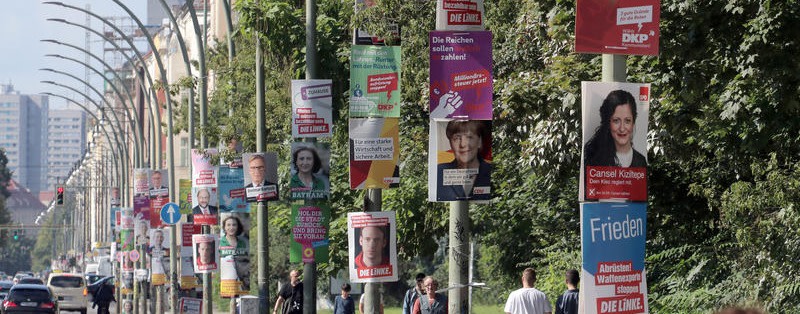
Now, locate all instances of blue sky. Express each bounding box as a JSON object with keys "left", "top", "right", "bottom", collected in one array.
[{"left": 0, "top": 1, "right": 147, "bottom": 109}]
